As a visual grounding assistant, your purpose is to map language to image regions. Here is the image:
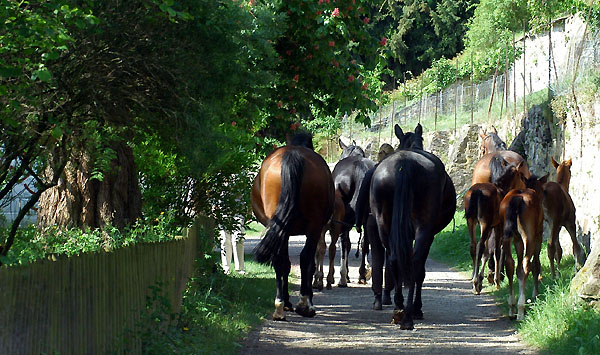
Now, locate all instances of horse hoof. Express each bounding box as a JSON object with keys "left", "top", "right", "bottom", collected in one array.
[
  {"left": 272, "top": 313, "right": 287, "bottom": 321},
  {"left": 400, "top": 322, "right": 414, "bottom": 330},
  {"left": 391, "top": 309, "right": 404, "bottom": 324},
  {"left": 382, "top": 293, "right": 392, "bottom": 305},
  {"left": 487, "top": 273, "right": 495, "bottom": 285},
  {"left": 373, "top": 298, "right": 383, "bottom": 310},
  {"left": 337, "top": 283, "right": 348, "bottom": 288},
  {"left": 413, "top": 310, "right": 424, "bottom": 320},
  {"left": 326, "top": 283, "right": 332, "bottom": 290},
  {"left": 357, "top": 278, "right": 366, "bottom": 284},
  {"left": 284, "top": 301, "right": 294, "bottom": 312},
  {"left": 295, "top": 305, "right": 316, "bottom": 318}
]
